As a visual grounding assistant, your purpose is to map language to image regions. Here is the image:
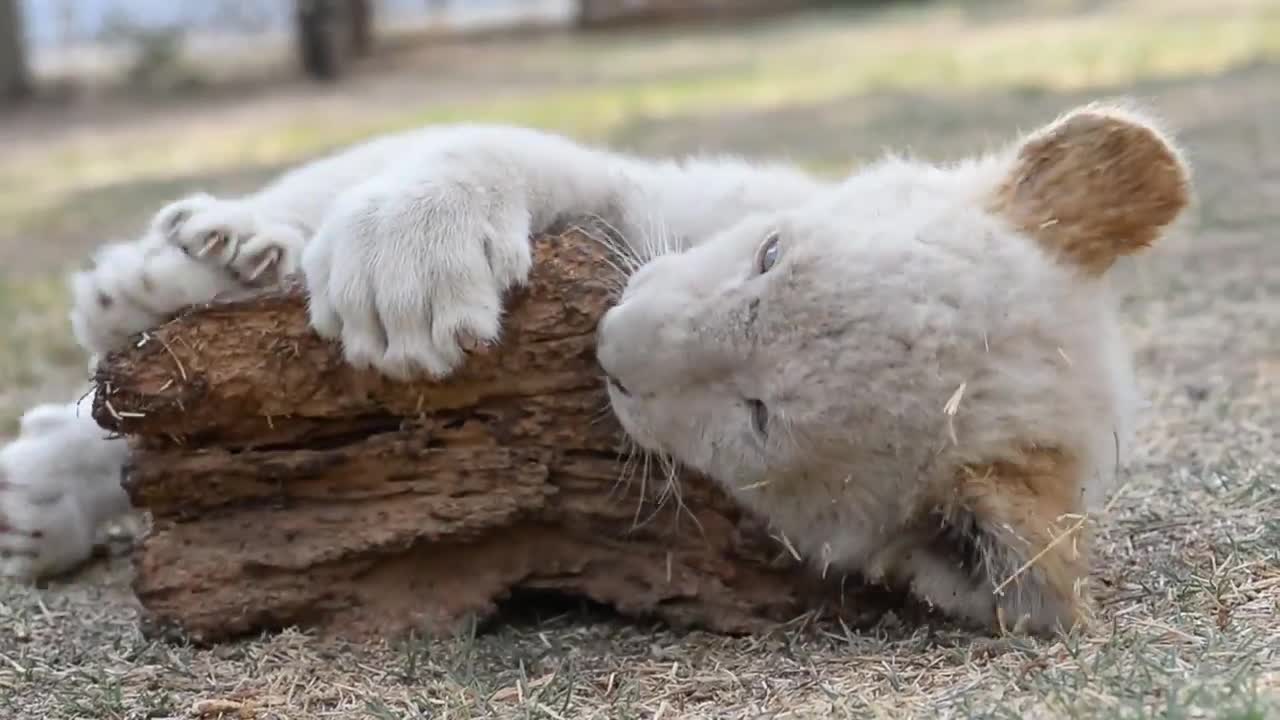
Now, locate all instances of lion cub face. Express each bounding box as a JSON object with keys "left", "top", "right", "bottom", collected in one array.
[
  {"left": 597, "top": 103, "right": 1189, "bottom": 635},
  {"left": 597, "top": 165, "right": 983, "bottom": 500}
]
